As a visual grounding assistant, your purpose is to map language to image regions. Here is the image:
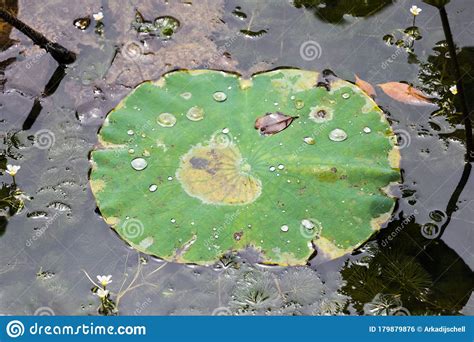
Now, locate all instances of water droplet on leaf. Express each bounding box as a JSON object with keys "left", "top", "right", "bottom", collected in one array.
[
  {"left": 157, "top": 113, "right": 177, "bottom": 127},
  {"left": 294, "top": 99, "right": 305, "bottom": 109},
  {"left": 131, "top": 158, "right": 148, "bottom": 171},
  {"left": 213, "top": 91, "right": 227, "bottom": 102},
  {"left": 186, "top": 106, "right": 204, "bottom": 121},
  {"left": 180, "top": 92, "right": 192, "bottom": 100},
  {"left": 301, "top": 219, "right": 315, "bottom": 229},
  {"left": 329, "top": 129, "right": 347, "bottom": 142}
]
